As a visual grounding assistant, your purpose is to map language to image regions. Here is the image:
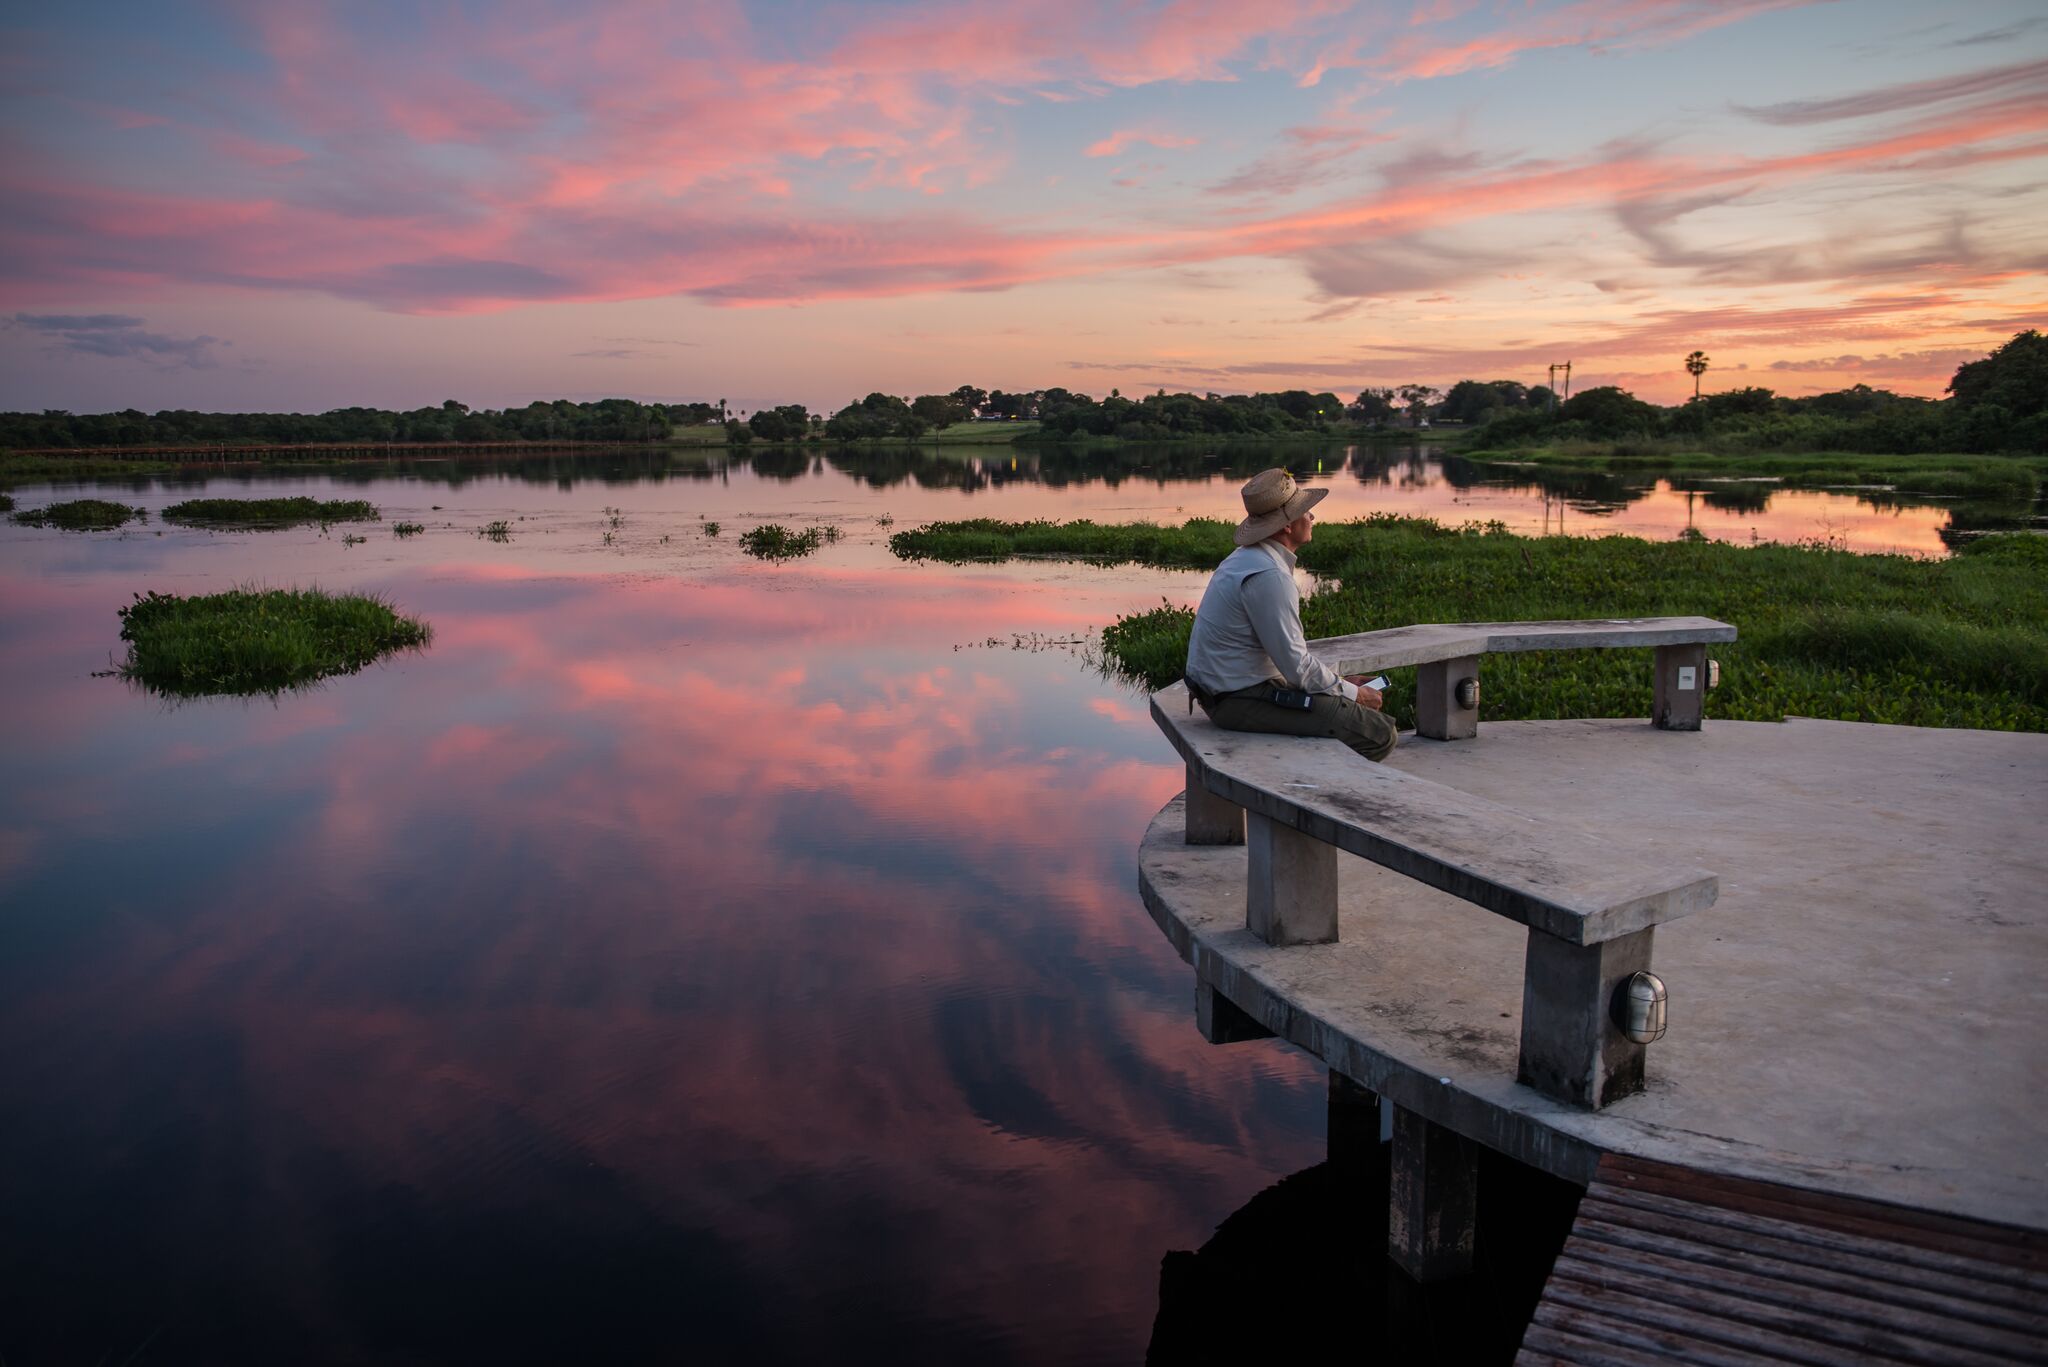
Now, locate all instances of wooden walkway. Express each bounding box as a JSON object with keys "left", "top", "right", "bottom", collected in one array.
[{"left": 1518, "top": 1153, "right": 2048, "bottom": 1365}]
